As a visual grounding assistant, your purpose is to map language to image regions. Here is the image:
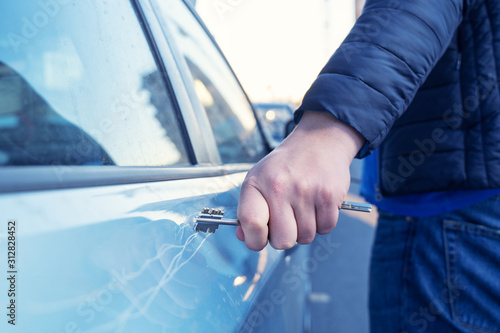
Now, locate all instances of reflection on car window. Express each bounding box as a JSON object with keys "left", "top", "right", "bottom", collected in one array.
[
  {"left": 254, "top": 103, "right": 294, "bottom": 148},
  {"left": 152, "top": 0, "right": 267, "bottom": 164},
  {"left": 0, "top": 1, "right": 189, "bottom": 166}
]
